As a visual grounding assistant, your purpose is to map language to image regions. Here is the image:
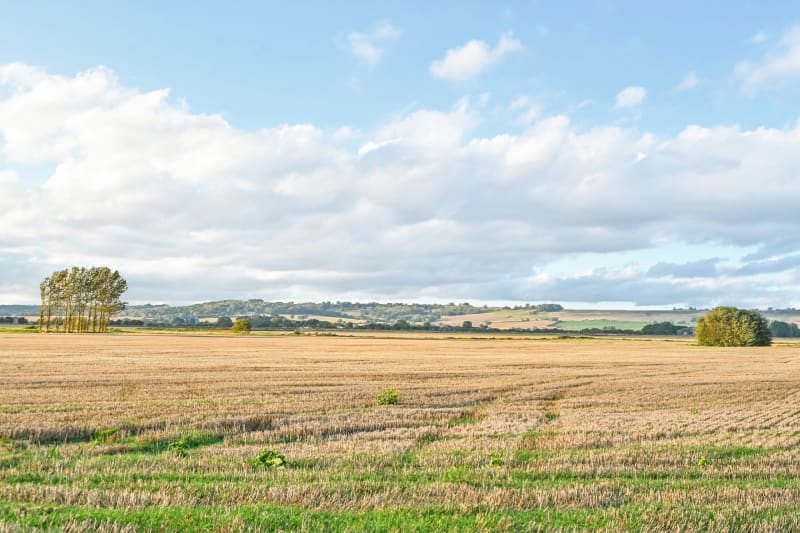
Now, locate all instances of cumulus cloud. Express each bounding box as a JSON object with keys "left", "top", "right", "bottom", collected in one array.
[
  {"left": 735, "top": 25, "right": 800, "bottom": 93},
  {"left": 430, "top": 32, "right": 524, "bottom": 82},
  {"left": 346, "top": 20, "right": 401, "bottom": 67},
  {"left": 614, "top": 86, "right": 647, "bottom": 108},
  {"left": 2, "top": 64, "right": 800, "bottom": 306}
]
